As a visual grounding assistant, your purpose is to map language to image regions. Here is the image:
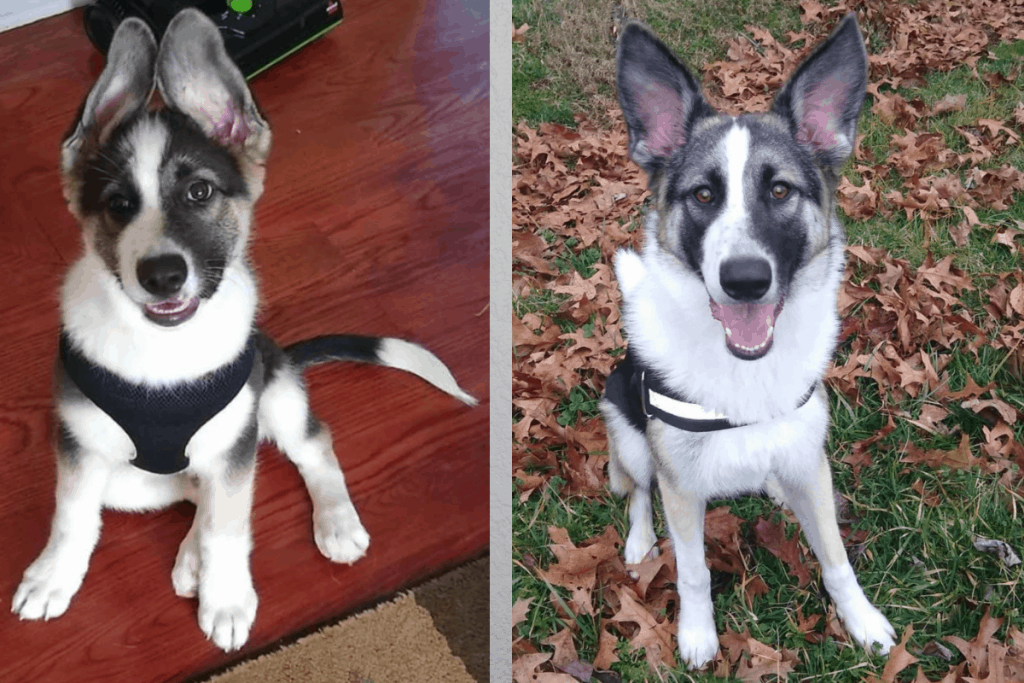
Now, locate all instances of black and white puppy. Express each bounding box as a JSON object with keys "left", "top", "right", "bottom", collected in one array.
[
  {"left": 12, "top": 10, "right": 474, "bottom": 652},
  {"left": 602, "top": 15, "right": 896, "bottom": 668}
]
